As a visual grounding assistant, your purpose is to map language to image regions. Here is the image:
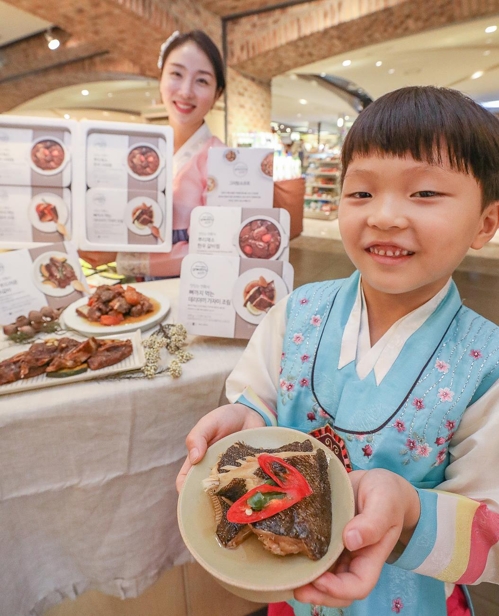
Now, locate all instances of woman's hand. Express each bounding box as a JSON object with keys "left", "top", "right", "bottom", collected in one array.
[
  {"left": 176, "top": 403, "right": 265, "bottom": 492},
  {"left": 294, "top": 468, "right": 421, "bottom": 608}
]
